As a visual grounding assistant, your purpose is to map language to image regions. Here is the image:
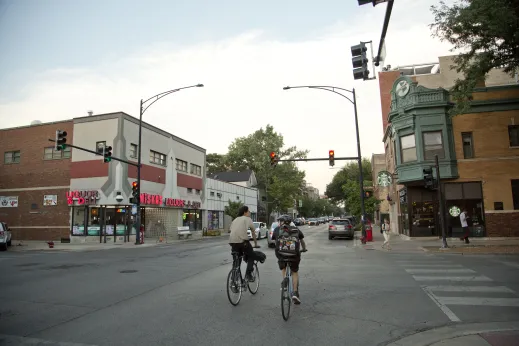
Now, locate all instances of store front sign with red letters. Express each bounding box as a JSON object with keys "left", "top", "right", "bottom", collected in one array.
[
  {"left": 67, "top": 190, "right": 100, "bottom": 205},
  {"left": 140, "top": 193, "right": 201, "bottom": 209}
]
